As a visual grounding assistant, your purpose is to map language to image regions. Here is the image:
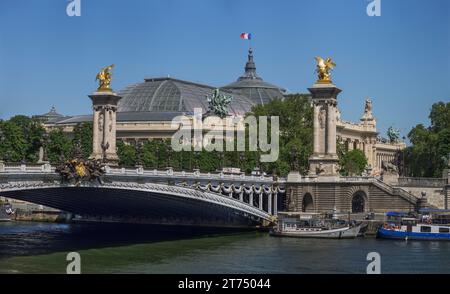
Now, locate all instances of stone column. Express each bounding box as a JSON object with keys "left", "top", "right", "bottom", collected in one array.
[
  {"left": 268, "top": 193, "right": 272, "bottom": 215},
  {"left": 273, "top": 192, "right": 278, "bottom": 215},
  {"left": 307, "top": 83, "right": 342, "bottom": 177},
  {"left": 249, "top": 192, "right": 254, "bottom": 207},
  {"left": 326, "top": 101, "right": 337, "bottom": 155},
  {"left": 89, "top": 91, "right": 122, "bottom": 166},
  {"left": 259, "top": 194, "right": 263, "bottom": 210},
  {"left": 313, "top": 104, "right": 320, "bottom": 154}
]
